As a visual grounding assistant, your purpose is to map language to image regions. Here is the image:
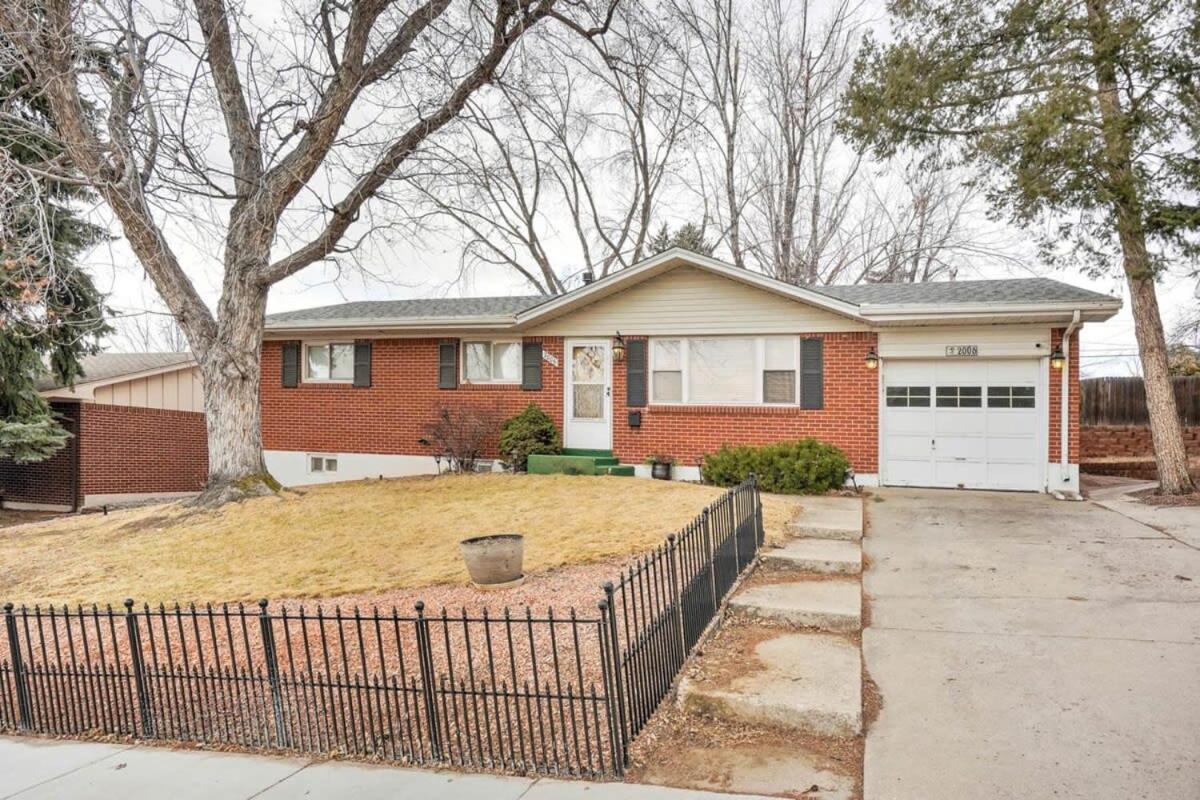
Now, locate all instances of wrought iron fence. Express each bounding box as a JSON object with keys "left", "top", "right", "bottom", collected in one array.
[{"left": 0, "top": 476, "right": 763, "bottom": 777}]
